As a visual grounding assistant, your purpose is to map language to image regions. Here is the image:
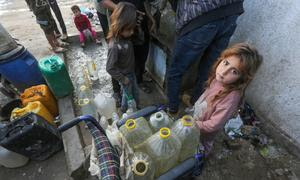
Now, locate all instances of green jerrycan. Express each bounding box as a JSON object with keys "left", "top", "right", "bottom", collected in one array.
[{"left": 38, "top": 55, "right": 74, "bottom": 98}]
